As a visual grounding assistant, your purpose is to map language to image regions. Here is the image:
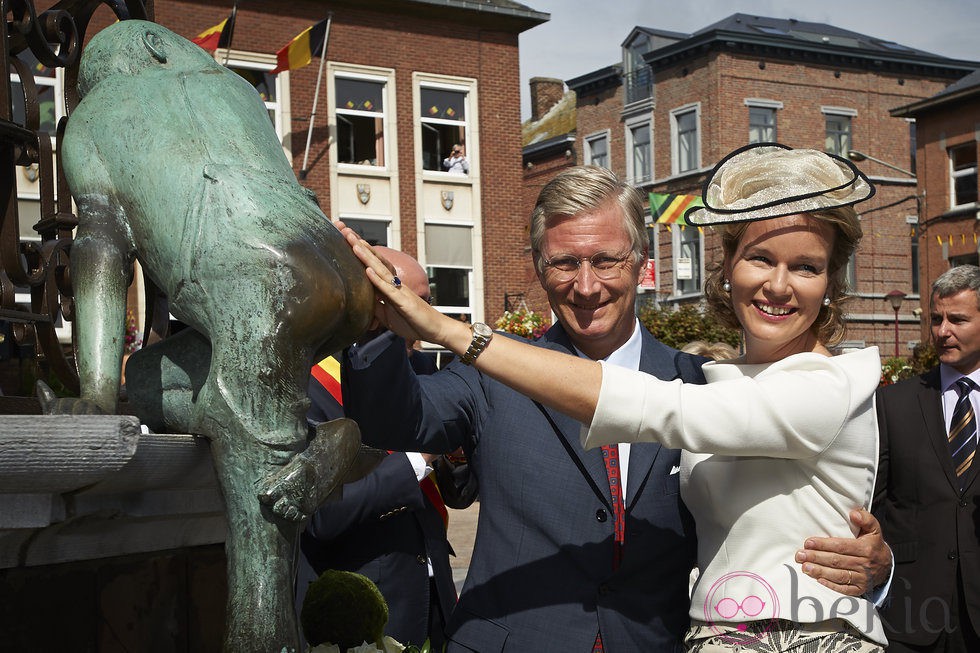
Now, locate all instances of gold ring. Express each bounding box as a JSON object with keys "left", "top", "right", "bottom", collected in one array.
[{"left": 847, "top": 570, "right": 853, "bottom": 585}]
